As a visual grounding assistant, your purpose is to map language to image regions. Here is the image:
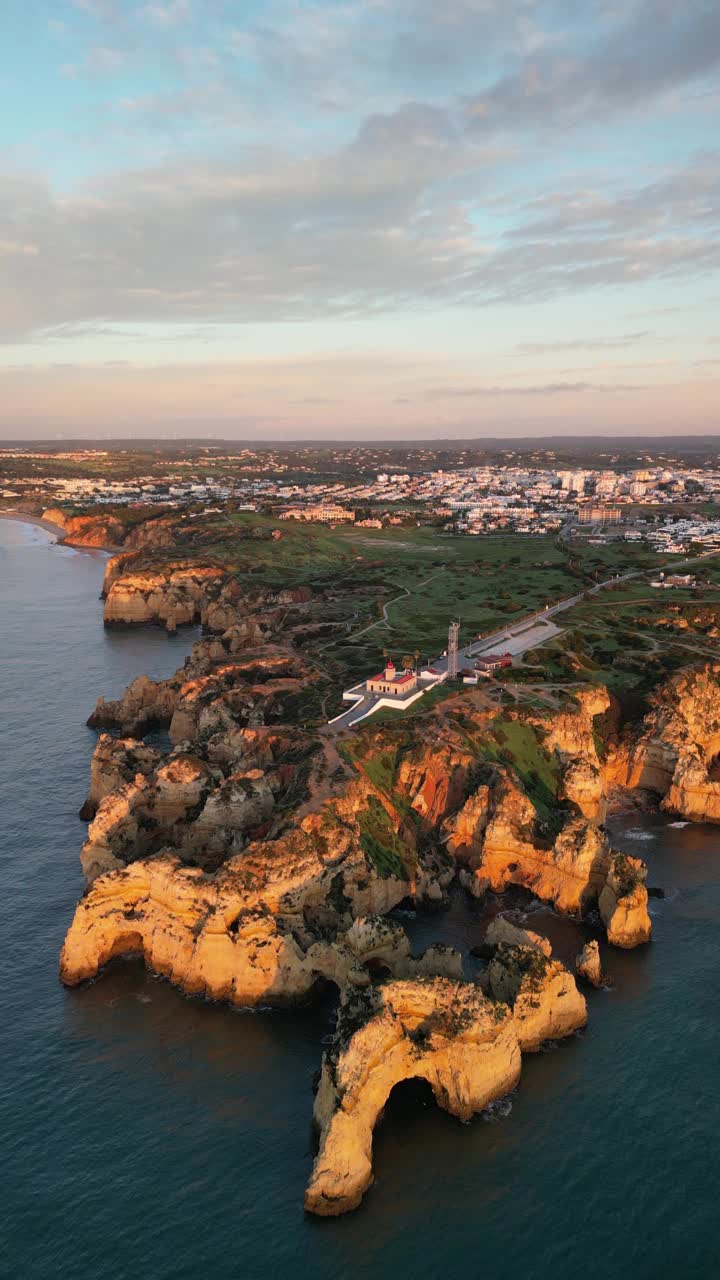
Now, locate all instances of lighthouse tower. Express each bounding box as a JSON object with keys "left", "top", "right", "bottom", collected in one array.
[{"left": 447, "top": 622, "right": 460, "bottom": 678}]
